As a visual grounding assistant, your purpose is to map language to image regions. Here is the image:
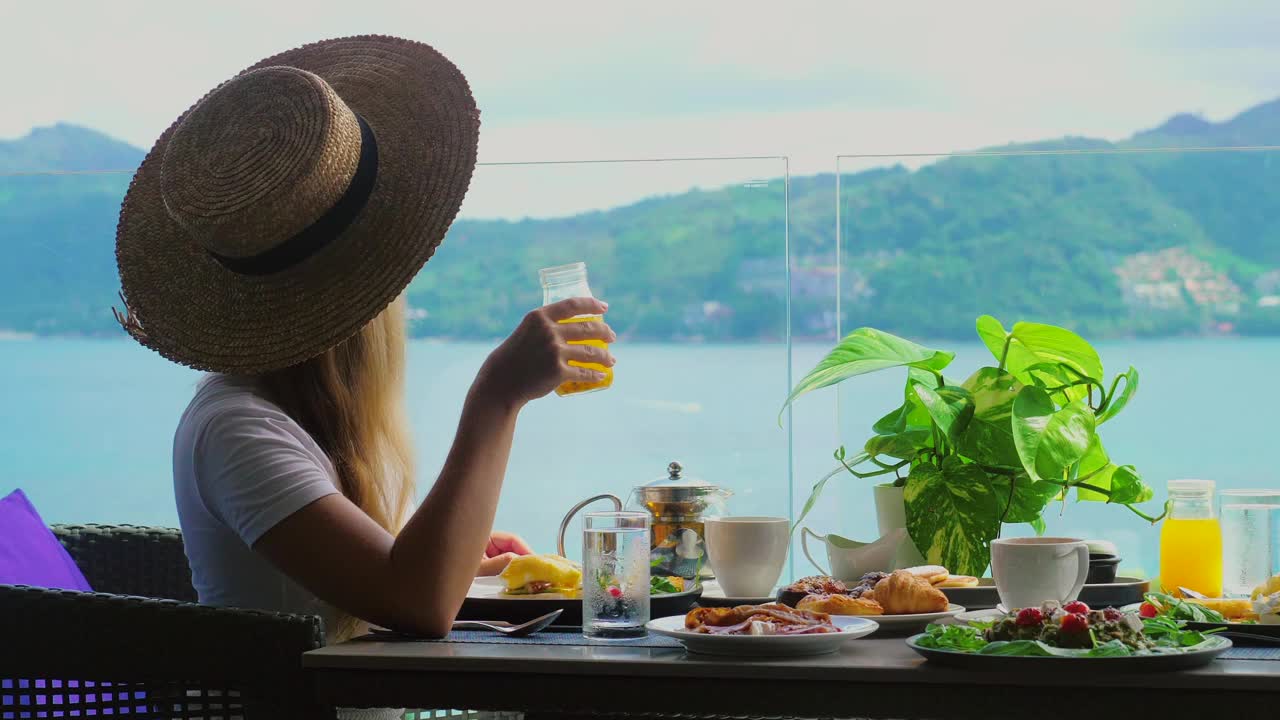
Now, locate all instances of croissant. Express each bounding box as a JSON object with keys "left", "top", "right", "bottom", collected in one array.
[{"left": 872, "top": 569, "right": 949, "bottom": 614}]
